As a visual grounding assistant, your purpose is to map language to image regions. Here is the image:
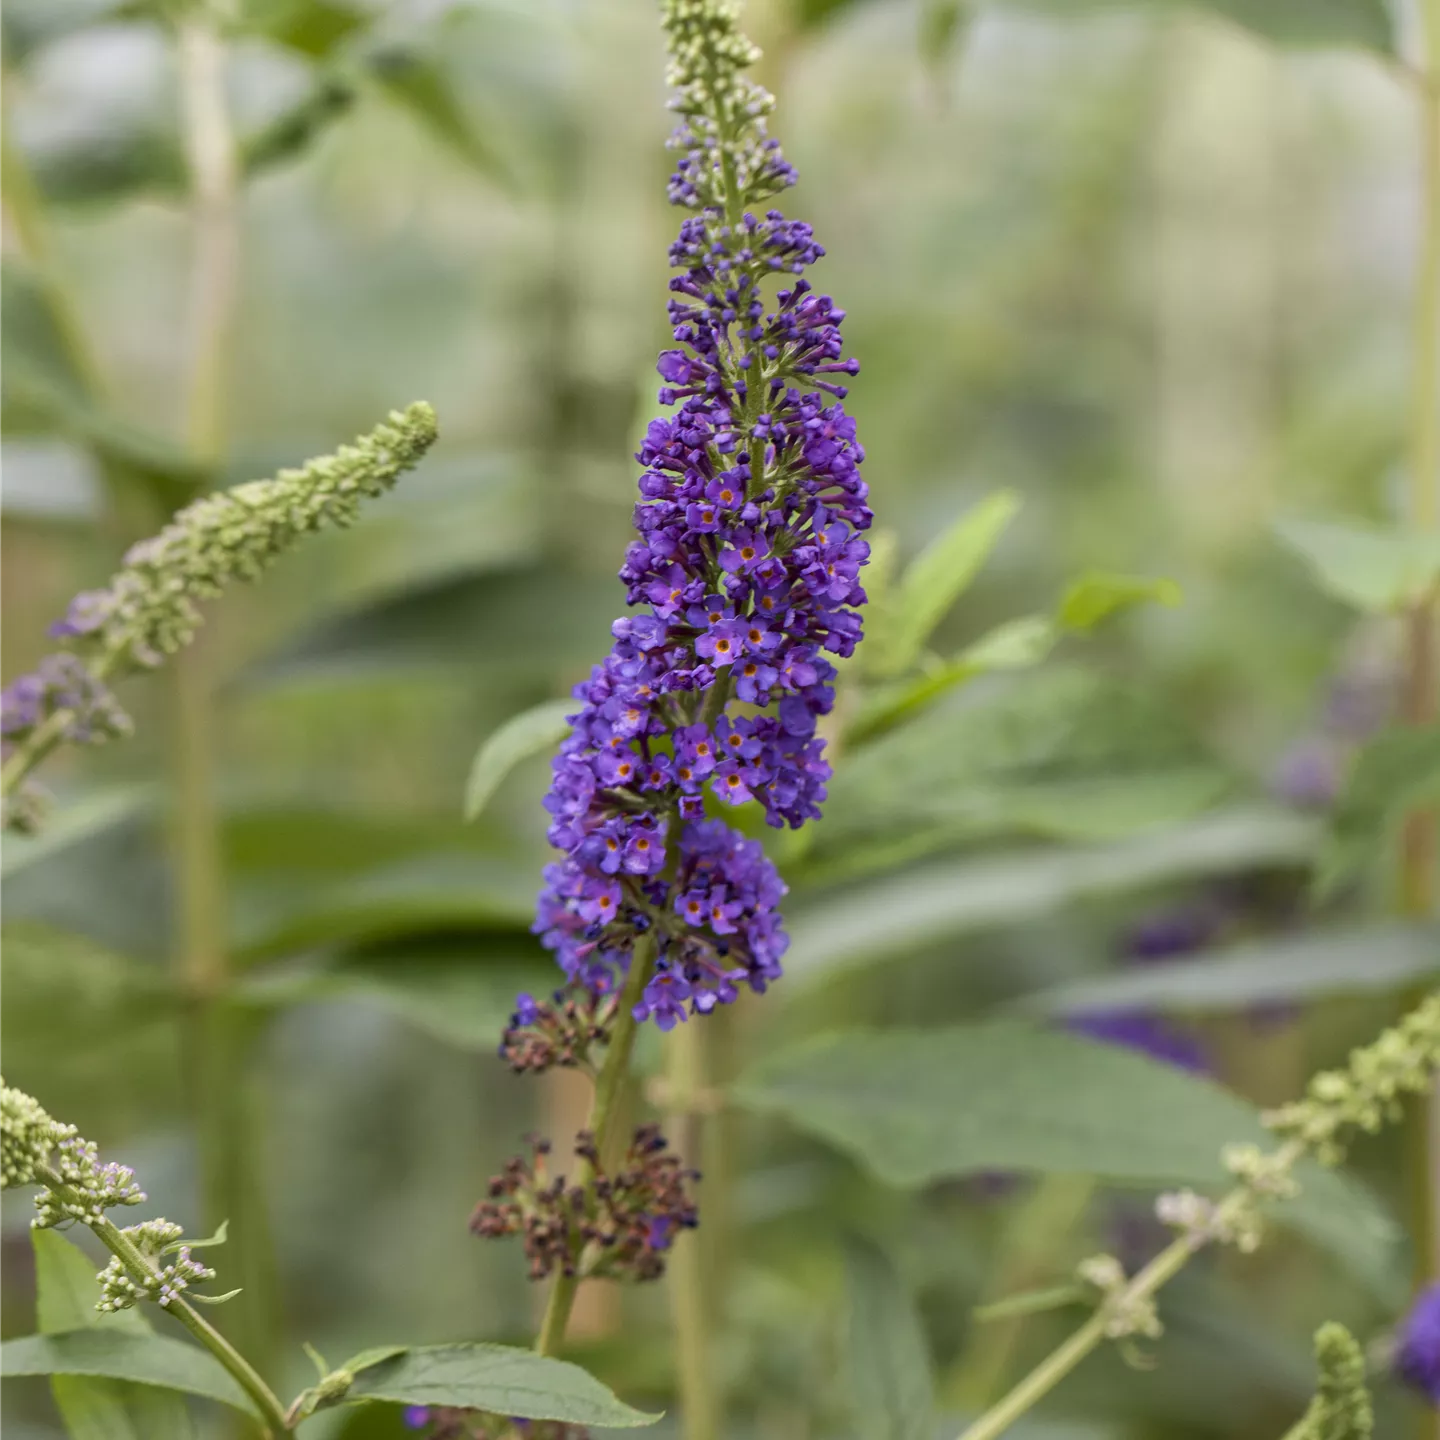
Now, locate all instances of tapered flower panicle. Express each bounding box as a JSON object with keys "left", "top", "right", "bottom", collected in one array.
[
  {"left": 528, "top": 0, "right": 869, "bottom": 1032},
  {"left": 48, "top": 401, "right": 438, "bottom": 673},
  {"left": 1, "top": 403, "right": 438, "bottom": 829}
]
